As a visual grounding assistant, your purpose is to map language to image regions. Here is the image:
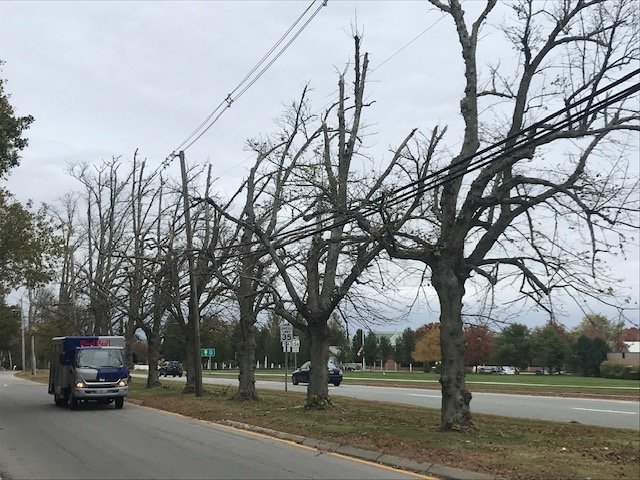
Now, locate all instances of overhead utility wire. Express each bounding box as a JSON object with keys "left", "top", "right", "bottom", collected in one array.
[
  {"left": 172, "top": 0, "right": 327, "bottom": 155},
  {"left": 210, "top": 79, "right": 638, "bottom": 261},
  {"left": 369, "top": 67, "right": 640, "bottom": 210},
  {"left": 277, "top": 79, "right": 640, "bottom": 247},
  {"left": 214, "top": 10, "right": 446, "bottom": 180},
  {"left": 172, "top": 1, "right": 318, "bottom": 156},
  {"left": 379, "top": 82, "right": 640, "bottom": 213},
  {"left": 369, "top": 13, "right": 446, "bottom": 73},
  {"left": 225, "top": 69, "right": 640, "bottom": 253}
]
